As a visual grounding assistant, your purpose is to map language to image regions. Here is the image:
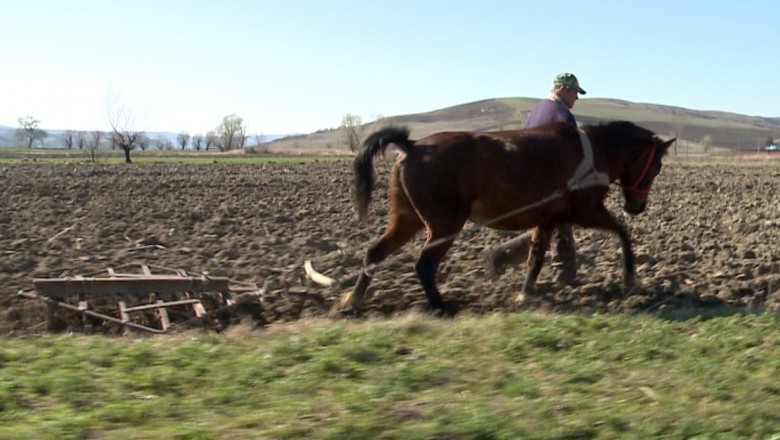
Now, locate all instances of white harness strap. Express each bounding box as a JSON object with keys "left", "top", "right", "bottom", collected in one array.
[{"left": 567, "top": 130, "right": 610, "bottom": 190}]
